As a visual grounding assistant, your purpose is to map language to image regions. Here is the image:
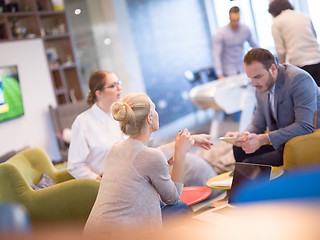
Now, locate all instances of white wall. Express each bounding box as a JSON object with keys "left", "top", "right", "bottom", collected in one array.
[
  {"left": 84, "top": 0, "right": 145, "bottom": 95},
  {"left": 66, "top": 0, "right": 145, "bottom": 96},
  {"left": 0, "top": 39, "right": 60, "bottom": 160}
]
